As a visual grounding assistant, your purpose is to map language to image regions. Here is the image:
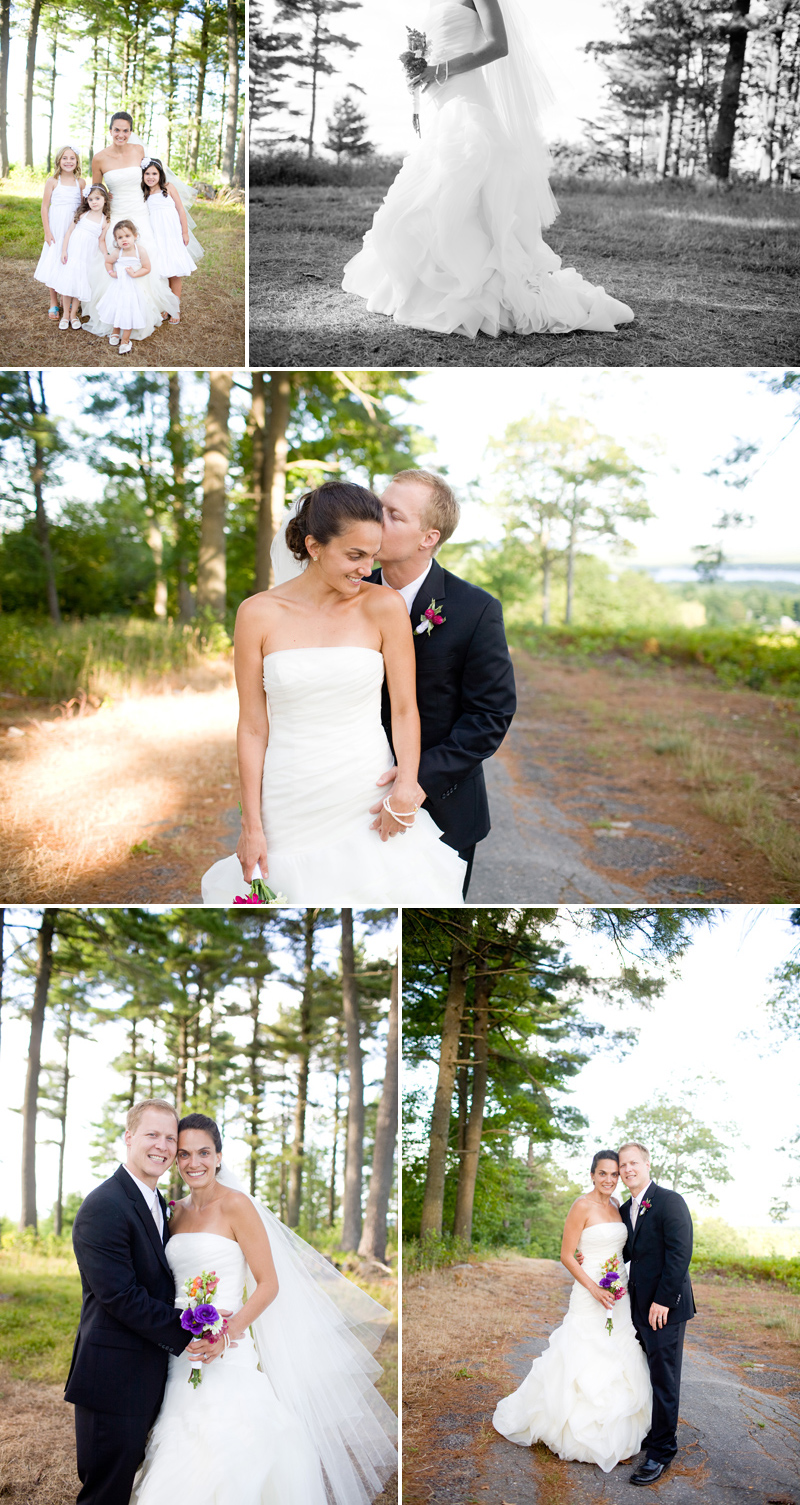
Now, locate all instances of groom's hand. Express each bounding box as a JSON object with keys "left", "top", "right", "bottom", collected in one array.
[
  {"left": 648, "top": 1302, "right": 670, "bottom": 1330},
  {"left": 369, "top": 768, "right": 426, "bottom": 830}
]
